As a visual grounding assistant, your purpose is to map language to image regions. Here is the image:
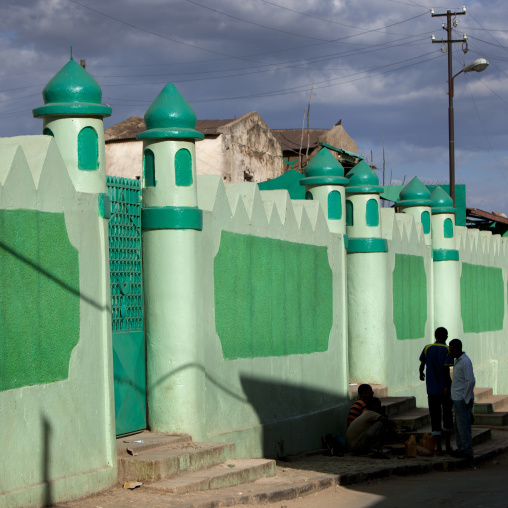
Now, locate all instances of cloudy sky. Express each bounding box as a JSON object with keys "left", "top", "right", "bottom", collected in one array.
[{"left": 2, "top": 0, "right": 508, "bottom": 212}]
